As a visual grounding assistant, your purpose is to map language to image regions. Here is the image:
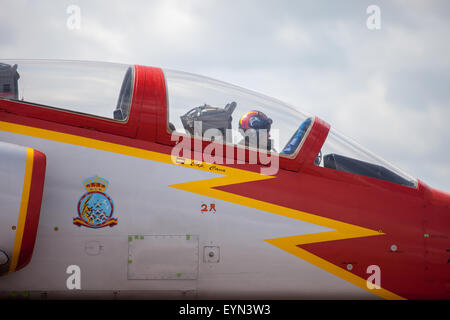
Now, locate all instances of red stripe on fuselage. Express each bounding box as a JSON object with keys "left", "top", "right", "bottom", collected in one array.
[
  {"left": 16, "top": 149, "right": 46, "bottom": 271},
  {"left": 215, "top": 165, "right": 447, "bottom": 299}
]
